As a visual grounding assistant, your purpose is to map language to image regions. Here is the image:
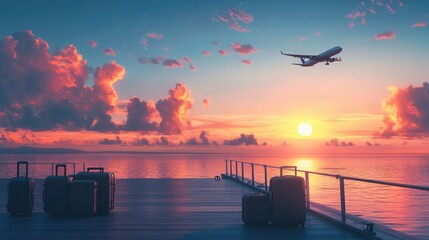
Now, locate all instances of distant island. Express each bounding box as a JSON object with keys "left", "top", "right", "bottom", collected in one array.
[{"left": 0, "top": 146, "right": 87, "bottom": 154}]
